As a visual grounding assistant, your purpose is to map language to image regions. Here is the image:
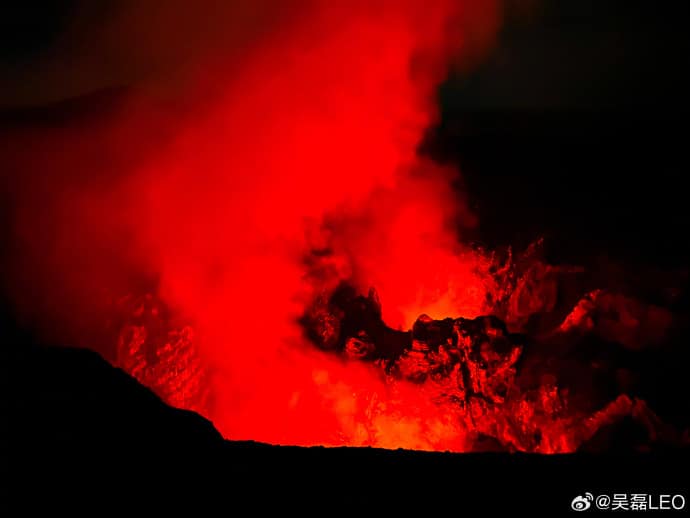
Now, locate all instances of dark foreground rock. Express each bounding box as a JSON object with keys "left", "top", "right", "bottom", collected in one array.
[
  {"left": 5, "top": 342, "right": 223, "bottom": 455},
  {"left": 3, "top": 340, "right": 688, "bottom": 514}
]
